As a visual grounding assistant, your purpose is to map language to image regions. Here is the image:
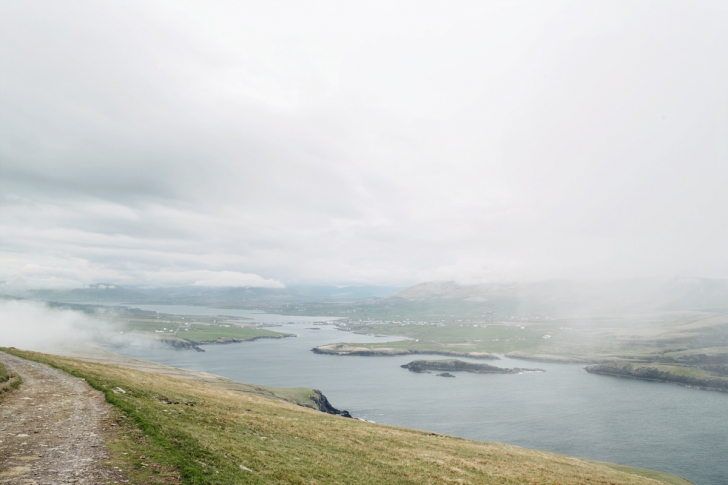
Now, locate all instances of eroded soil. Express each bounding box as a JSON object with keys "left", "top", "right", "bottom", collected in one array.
[{"left": 0, "top": 351, "right": 127, "bottom": 484}]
